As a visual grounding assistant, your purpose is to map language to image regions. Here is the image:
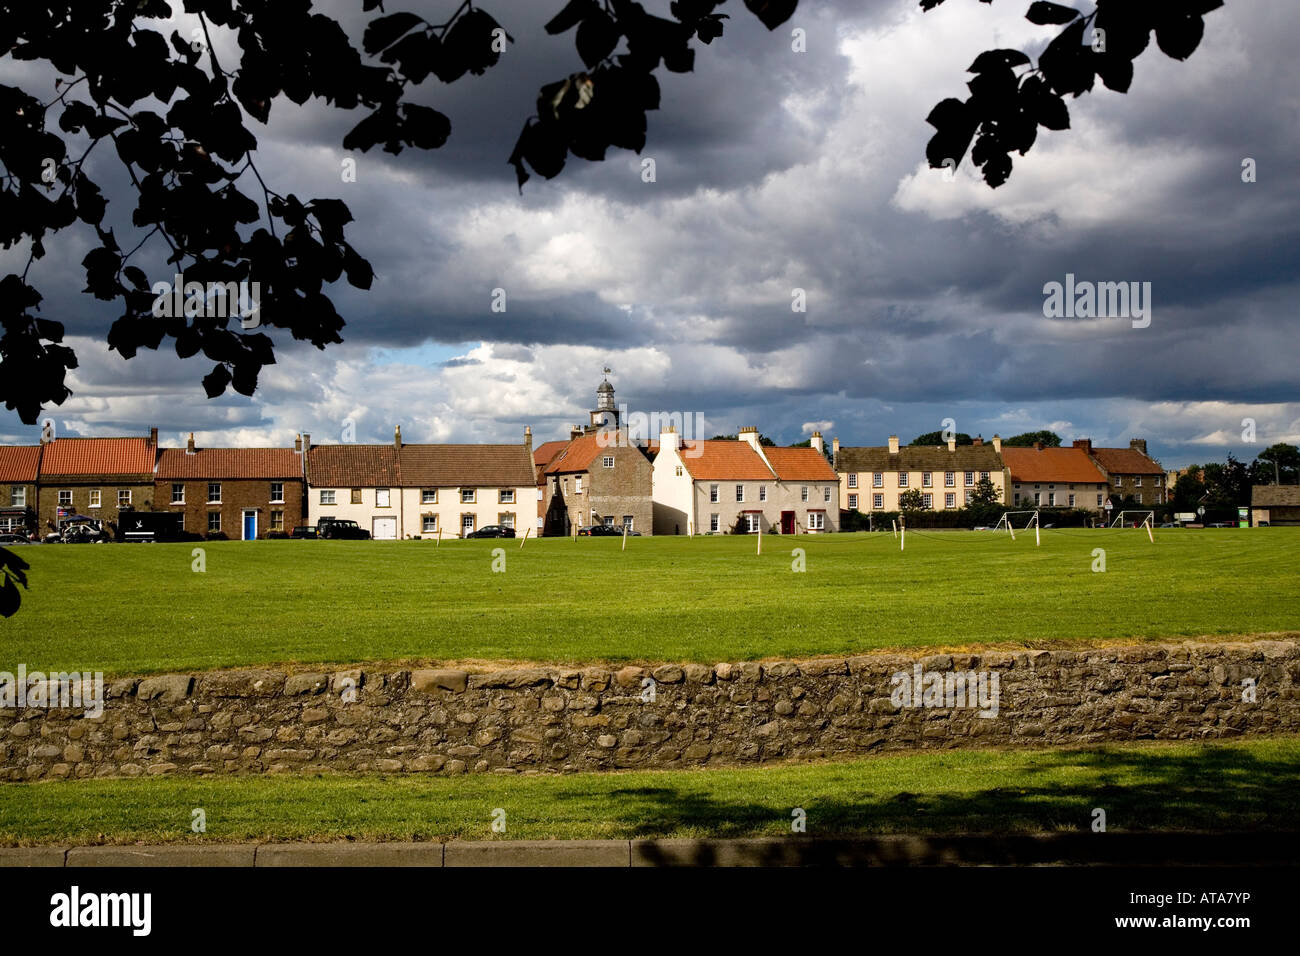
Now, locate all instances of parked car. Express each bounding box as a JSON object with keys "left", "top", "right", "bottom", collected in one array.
[
  {"left": 466, "top": 525, "right": 516, "bottom": 539},
  {"left": 317, "top": 518, "right": 370, "bottom": 540},
  {"left": 579, "top": 524, "right": 622, "bottom": 537},
  {"left": 289, "top": 525, "right": 318, "bottom": 539},
  {"left": 48, "top": 518, "right": 107, "bottom": 544},
  {"left": 1159, "top": 521, "right": 1177, "bottom": 528},
  {"left": 0, "top": 533, "right": 32, "bottom": 544}
]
